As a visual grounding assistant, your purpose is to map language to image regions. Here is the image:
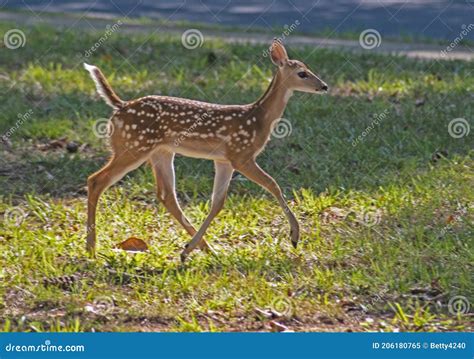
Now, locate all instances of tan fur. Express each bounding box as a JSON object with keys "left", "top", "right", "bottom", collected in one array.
[{"left": 85, "top": 40, "right": 328, "bottom": 261}]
